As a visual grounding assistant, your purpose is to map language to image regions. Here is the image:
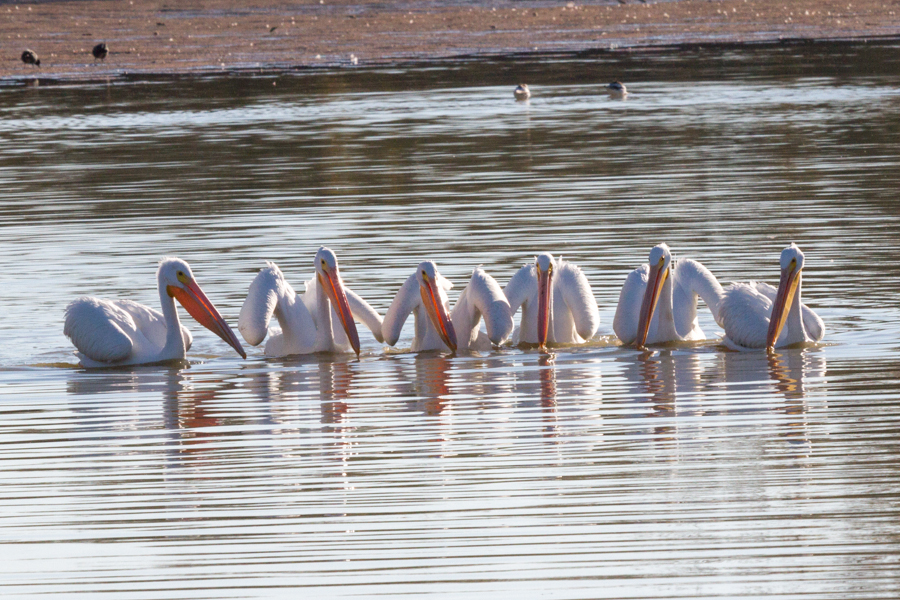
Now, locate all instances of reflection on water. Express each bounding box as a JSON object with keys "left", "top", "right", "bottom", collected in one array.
[{"left": 2, "top": 43, "right": 900, "bottom": 598}]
